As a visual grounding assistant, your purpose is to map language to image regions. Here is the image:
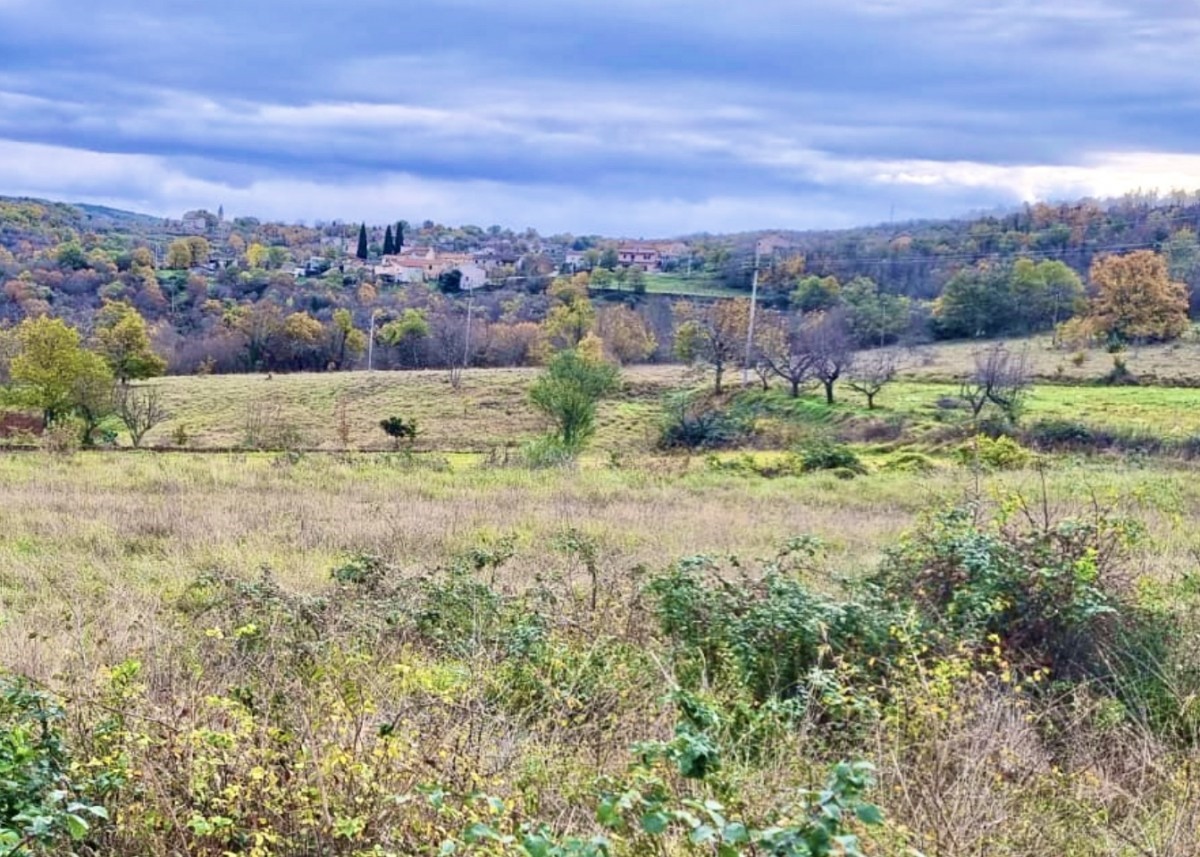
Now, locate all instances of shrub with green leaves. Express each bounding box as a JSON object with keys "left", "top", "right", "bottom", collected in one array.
[
  {"left": 529, "top": 349, "right": 619, "bottom": 451},
  {"left": 0, "top": 677, "right": 111, "bottom": 853},
  {"left": 794, "top": 438, "right": 866, "bottom": 474},
  {"left": 956, "top": 433, "right": 1033, "bottom": 470}
]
